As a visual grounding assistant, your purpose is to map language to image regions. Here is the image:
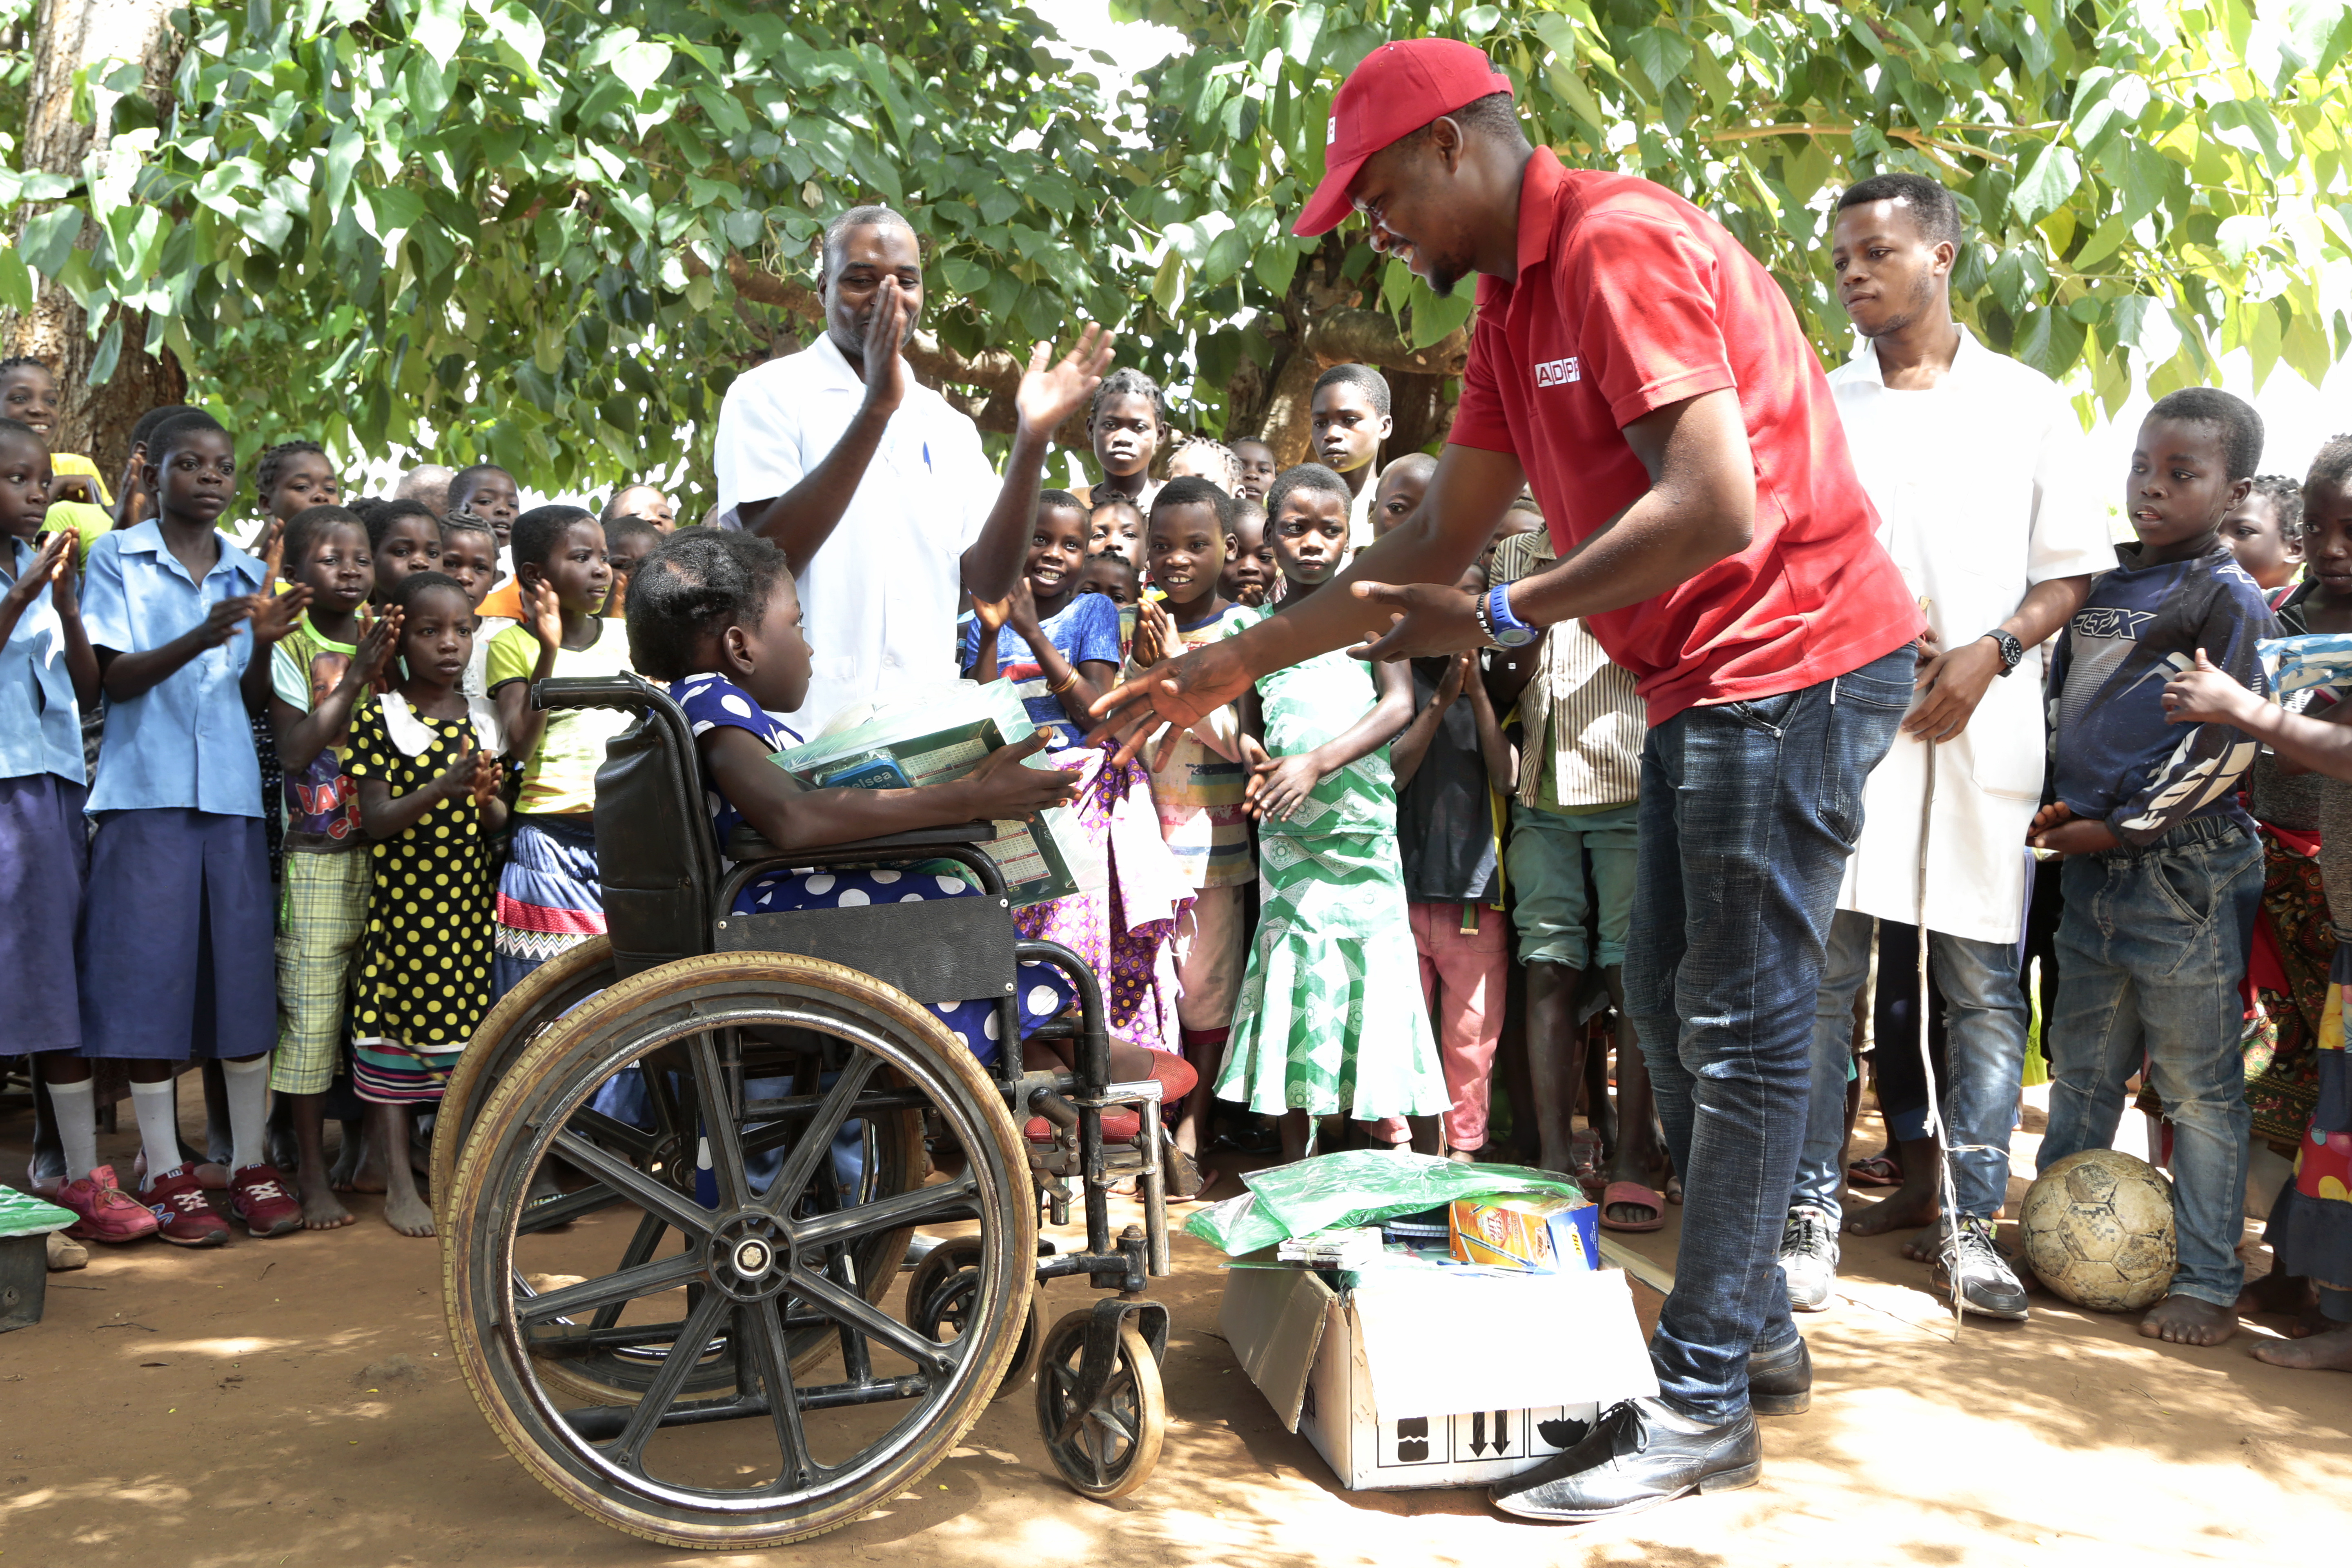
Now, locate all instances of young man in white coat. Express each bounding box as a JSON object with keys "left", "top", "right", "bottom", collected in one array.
[{"left": 1780, "top": 173, "right": 2108, "bottom": 1319}]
